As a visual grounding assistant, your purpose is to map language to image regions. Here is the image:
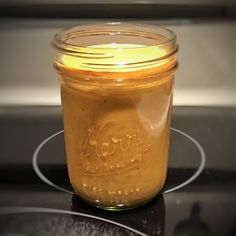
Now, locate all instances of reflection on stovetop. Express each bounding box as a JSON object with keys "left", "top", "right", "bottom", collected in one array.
[
  {"left": 0, "top": 106, "right": 236, "bottom": 236},
  {"left": 0, "top": 209, "right": 142, "bottom": 236}
]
